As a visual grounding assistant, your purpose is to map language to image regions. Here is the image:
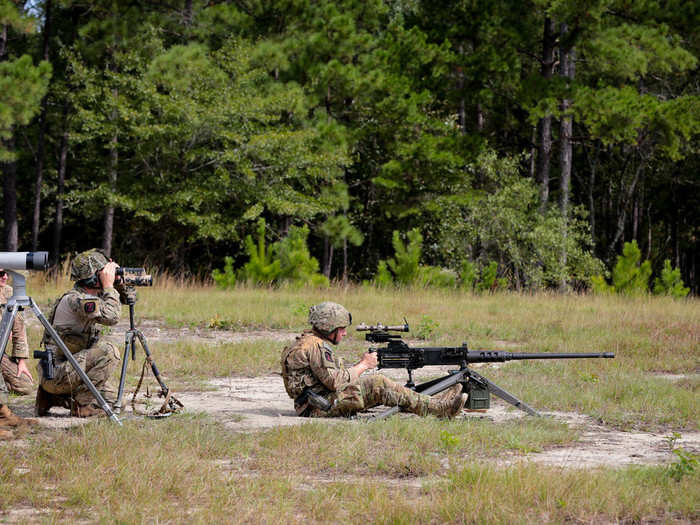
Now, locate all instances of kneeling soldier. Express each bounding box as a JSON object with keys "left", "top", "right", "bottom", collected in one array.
[
  {"left": 281, "top": 302, "right": 466, "bottom": 418},
  {"left": 35, "top": 249, "right": 123, "bottom": 418}
]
